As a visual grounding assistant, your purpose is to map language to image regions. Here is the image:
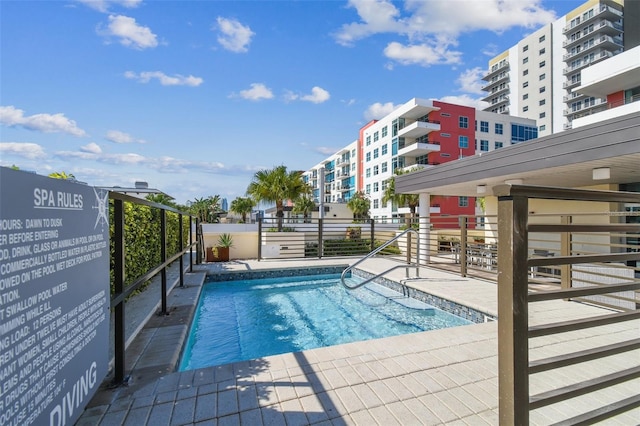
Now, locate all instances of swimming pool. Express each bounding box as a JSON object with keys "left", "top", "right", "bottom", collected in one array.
[{"left": 179, "top": 273, "right": 471, "bottom": 371}]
